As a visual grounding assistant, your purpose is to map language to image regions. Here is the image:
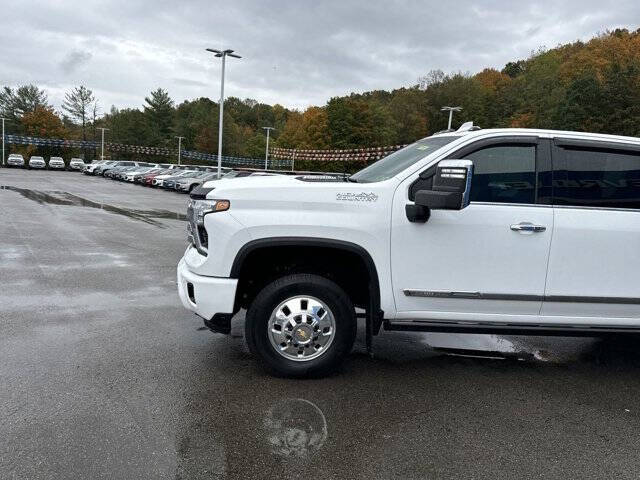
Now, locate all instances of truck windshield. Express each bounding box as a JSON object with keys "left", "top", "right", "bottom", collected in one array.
[{"left": 348, "top": 135, "right": 461, "bottom": 183}]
